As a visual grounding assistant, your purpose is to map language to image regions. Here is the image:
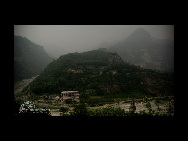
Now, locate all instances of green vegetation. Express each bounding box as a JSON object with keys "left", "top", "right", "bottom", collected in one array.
[
  {"left": 65, "top": 99, "right": 73, "bottom": 104},
  {"left": 88, "top": 106, "right": 126, "bottom": 116},
  {"left": 129, "top": 99, "right": 136, "bottom": 113},
  {"left": 14, "top": 35, "right": 52, "bottom": 82},
  {"left": 23, "top": 50, "right": 174, "bottom": 100},
  {"left": 59, "top": 107, "right": 69, "bottom": 116},
  {"left": 59, "top": 97, "right": 174, "bottom": 116},
  {"left": 80, "top": 97, "right": 114, "bottom": 107},
  {"left": 70, "top": 103, "right": 88, "bottom": 116}
]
